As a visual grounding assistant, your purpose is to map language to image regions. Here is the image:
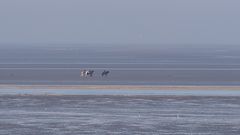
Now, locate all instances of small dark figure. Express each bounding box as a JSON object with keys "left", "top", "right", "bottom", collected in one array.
[
  {"left": 102, "top": 70, "right": 110, "bottom": 77},
  {"left": 87, "top": 70, "right": 94, "bottom": 77}
]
